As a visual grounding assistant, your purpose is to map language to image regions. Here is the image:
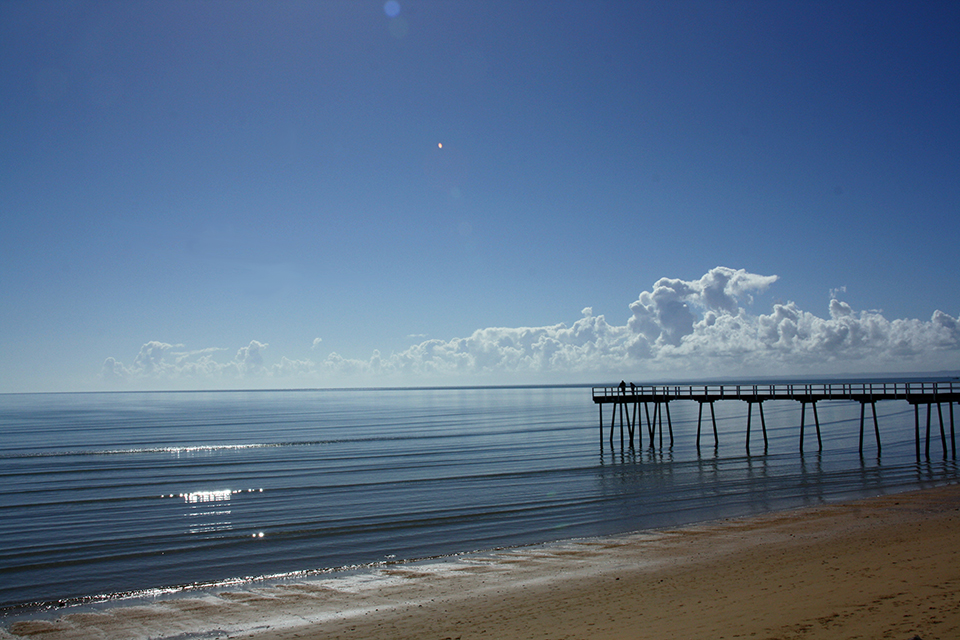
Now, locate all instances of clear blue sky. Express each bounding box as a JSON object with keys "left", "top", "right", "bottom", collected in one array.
[{"left": 2, "top": 1, "right": 958, "bottom": 392}]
